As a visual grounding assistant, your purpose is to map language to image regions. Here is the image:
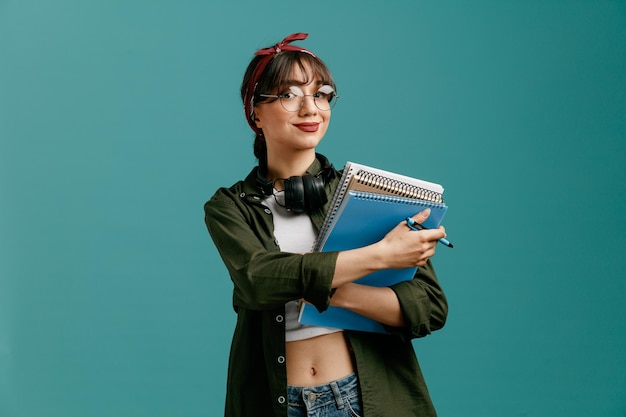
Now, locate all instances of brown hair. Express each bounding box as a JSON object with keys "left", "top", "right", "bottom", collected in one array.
[{"left": 240, "top": 51, "right": 336, "bottom": 166}]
